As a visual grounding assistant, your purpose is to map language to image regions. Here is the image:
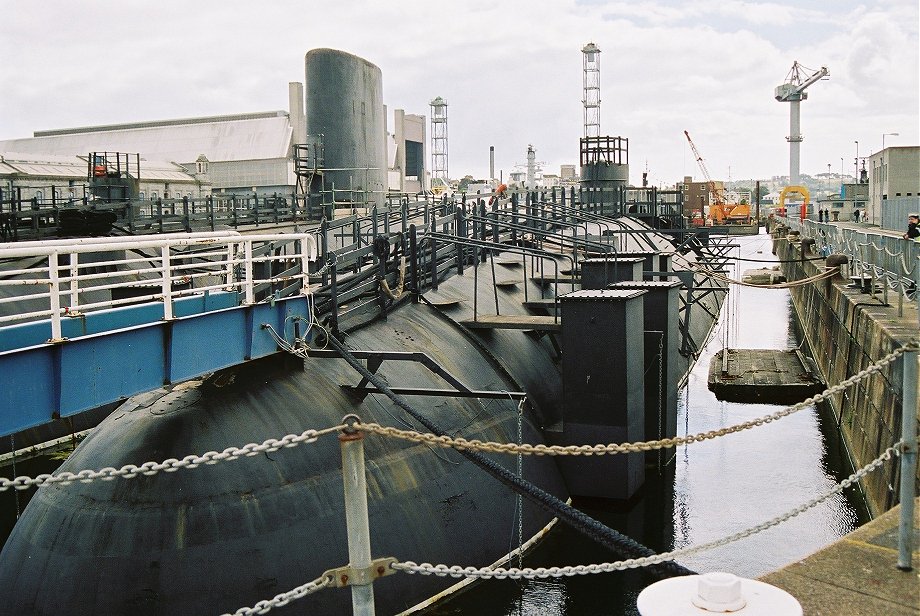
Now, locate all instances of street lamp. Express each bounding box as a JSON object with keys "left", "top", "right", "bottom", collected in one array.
[
  {"left": 854, "top": 140, "right": 859, "bottom": 181},
  {"left": 882, "top": 132, "right": 899, "bottom": 150}
]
